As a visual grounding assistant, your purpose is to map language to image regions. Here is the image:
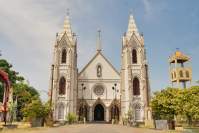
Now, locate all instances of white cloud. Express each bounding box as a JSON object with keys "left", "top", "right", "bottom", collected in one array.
[
  {"left": 0, "top": 0, "right": 96, "bottom": 101},
  {"left": 142, "top": 0, "right": 152, "bottom": 16}
]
